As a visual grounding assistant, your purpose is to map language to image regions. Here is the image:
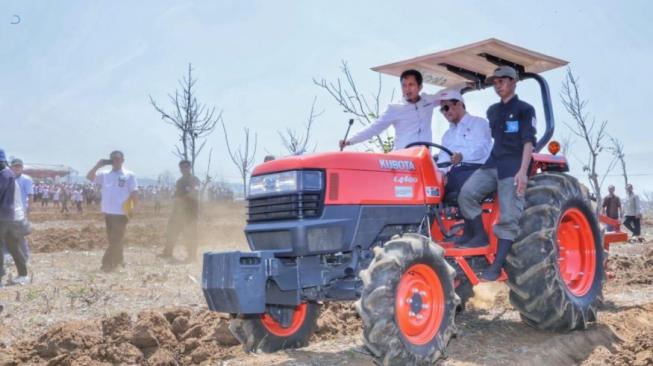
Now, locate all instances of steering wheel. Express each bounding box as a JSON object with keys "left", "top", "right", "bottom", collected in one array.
[{"left": 404, "top": 141, "right": 454, "bottom": 168}]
